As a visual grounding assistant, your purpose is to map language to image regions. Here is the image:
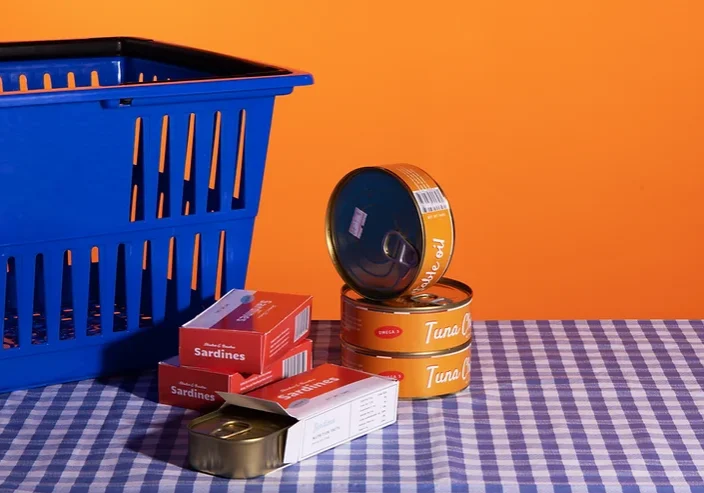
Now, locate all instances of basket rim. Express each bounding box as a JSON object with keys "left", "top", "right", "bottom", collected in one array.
[
  {"left": 0, "top": 36, "right": 288, "bottom": 77},
  {"left": 0, "top": 36, "right": 313, "bottom": 106}
]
